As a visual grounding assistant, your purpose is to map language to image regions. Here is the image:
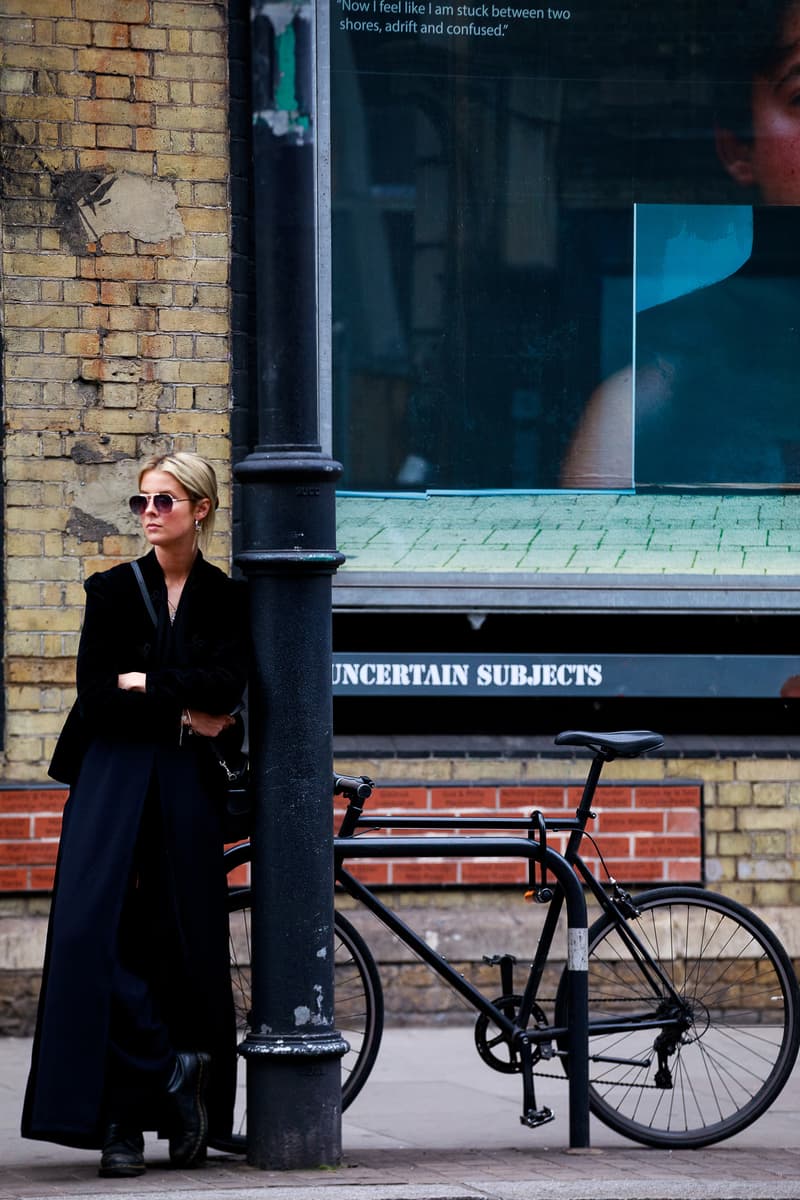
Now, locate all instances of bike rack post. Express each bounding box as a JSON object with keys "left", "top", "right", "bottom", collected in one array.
[{"left": 334, "top": 835, "right": 590, "bottom": 1149}]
